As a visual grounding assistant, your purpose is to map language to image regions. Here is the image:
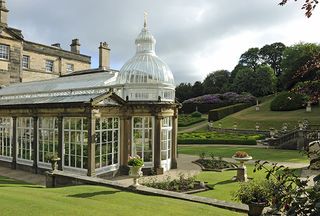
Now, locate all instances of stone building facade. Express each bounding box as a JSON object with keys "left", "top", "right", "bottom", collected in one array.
[{"left": 0, "top": 1, "right": 91, "bottom": 86}]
